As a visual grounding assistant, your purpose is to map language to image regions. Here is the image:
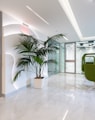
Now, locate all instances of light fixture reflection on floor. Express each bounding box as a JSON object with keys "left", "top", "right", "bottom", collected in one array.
[{"left": 63, "top": 110, "right": 69, "bottom": 120}]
